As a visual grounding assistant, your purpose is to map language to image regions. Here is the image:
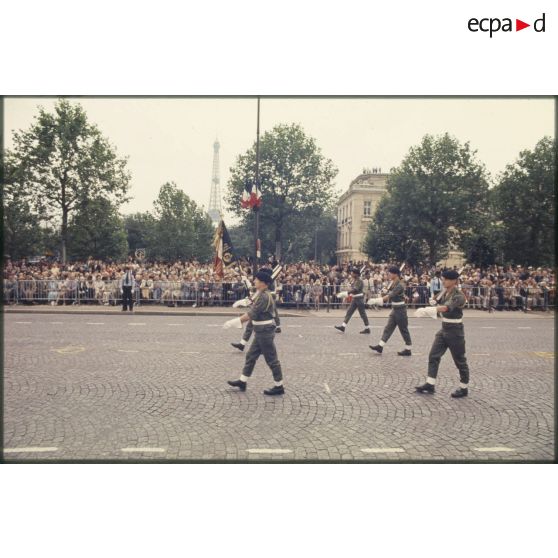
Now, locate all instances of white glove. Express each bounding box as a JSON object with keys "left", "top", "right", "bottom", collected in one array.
[
  {"left": 367, "top": 297, "right": 384, "bottom": 306},
  {"left": 414, "top": 306, "right": 438, "bottom": 320},
  {"left": 338, "top": 291, "right": 349, "bottom": 299},
  {"left": 232, "top": 298, "right": 251, "bottom": 308},
  {"left": 223, "top": 317, "right": 242, "bottom": 329},
  {"left": 429, "top": 298, "right": 437, "bottom": 306}
]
